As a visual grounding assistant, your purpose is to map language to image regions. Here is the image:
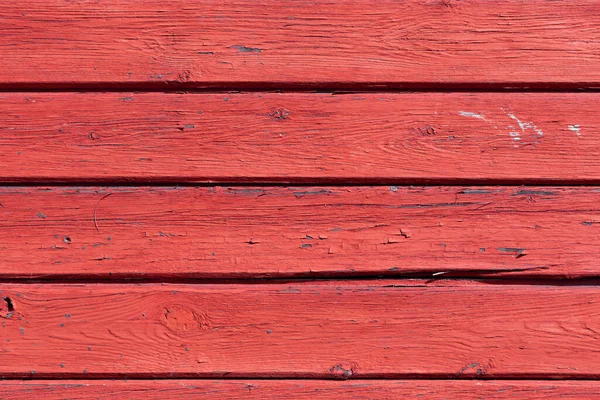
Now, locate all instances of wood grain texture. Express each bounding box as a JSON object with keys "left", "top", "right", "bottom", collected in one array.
[
  {"left": 1, "top": 93, "right": 600, "bottom": 183},
  {"left": 2, "top": 380, "right": 600, "bottom": 399},
  {"left": 1, "top": 1, "right": 600, "bottom": 88},
  {"left": 1, "top": 281, "right": 600, "bottom": 378},
  {"left": 2, "top": 186, "right": 600, "bottom": 279}
]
